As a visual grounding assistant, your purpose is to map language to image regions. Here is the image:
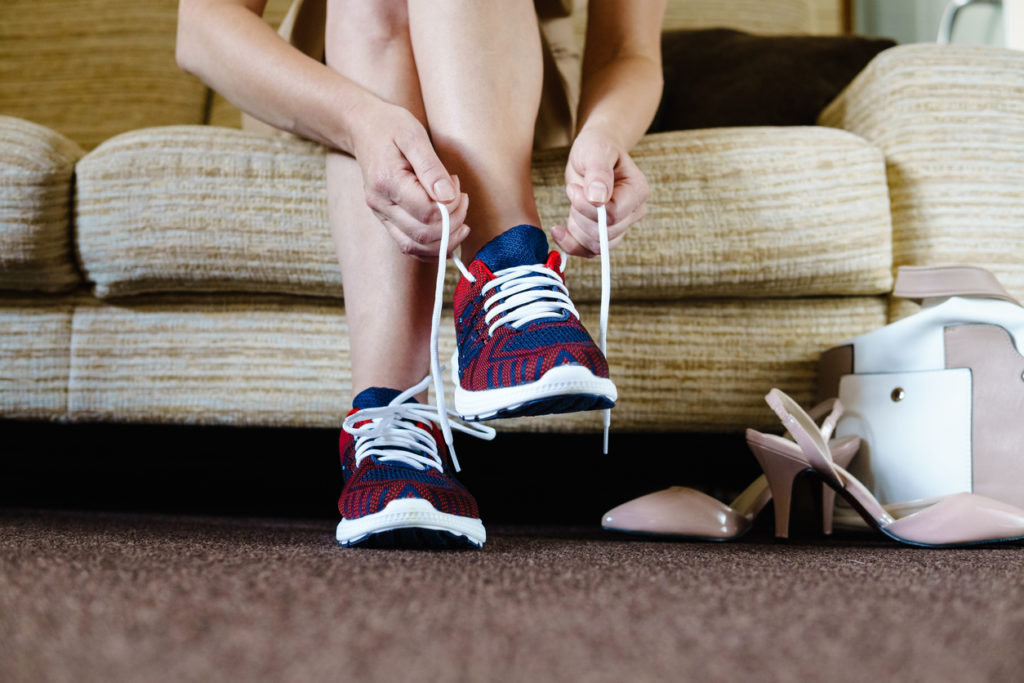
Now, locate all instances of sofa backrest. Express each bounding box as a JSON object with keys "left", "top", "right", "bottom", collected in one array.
[
  {"left": 0, "top": 0, "right": 207, "bottom": 151},
  {"left": 663, "top": 0, "right": 813, "bottom": 34}
]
